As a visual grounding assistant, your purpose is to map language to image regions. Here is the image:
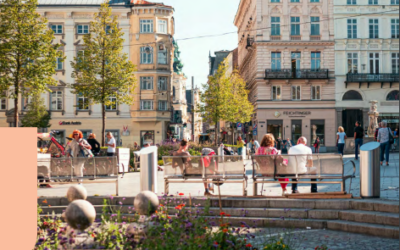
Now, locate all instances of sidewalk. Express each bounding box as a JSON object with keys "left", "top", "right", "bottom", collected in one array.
[{"left": 37, "top": 153, "right": 399, "bottom": 200}]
